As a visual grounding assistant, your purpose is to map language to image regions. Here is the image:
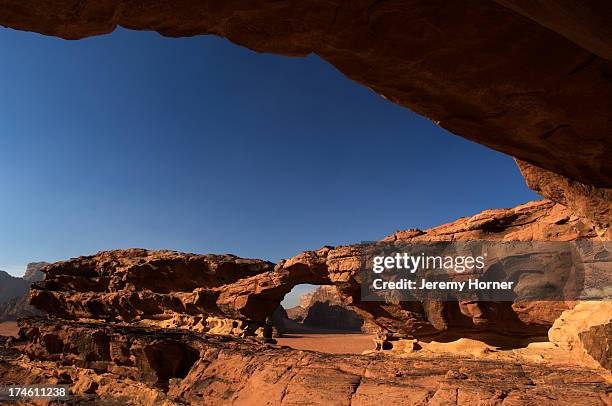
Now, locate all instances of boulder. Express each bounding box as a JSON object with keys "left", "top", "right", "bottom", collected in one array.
[{"left": 548, "top": 301, "right": 612, "bottom": 371}]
